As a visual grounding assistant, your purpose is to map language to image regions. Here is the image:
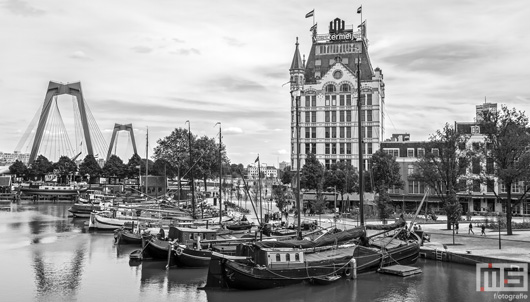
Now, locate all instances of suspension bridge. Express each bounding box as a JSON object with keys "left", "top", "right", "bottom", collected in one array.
[{"left": 14, "top": 81, "right": 138, "bottom": 164}]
